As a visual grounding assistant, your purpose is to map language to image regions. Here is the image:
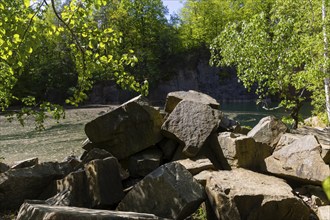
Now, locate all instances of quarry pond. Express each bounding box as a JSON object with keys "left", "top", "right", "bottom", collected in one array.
[{"left": 221, "top": 102, "right": 313, "bottom": 127}]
